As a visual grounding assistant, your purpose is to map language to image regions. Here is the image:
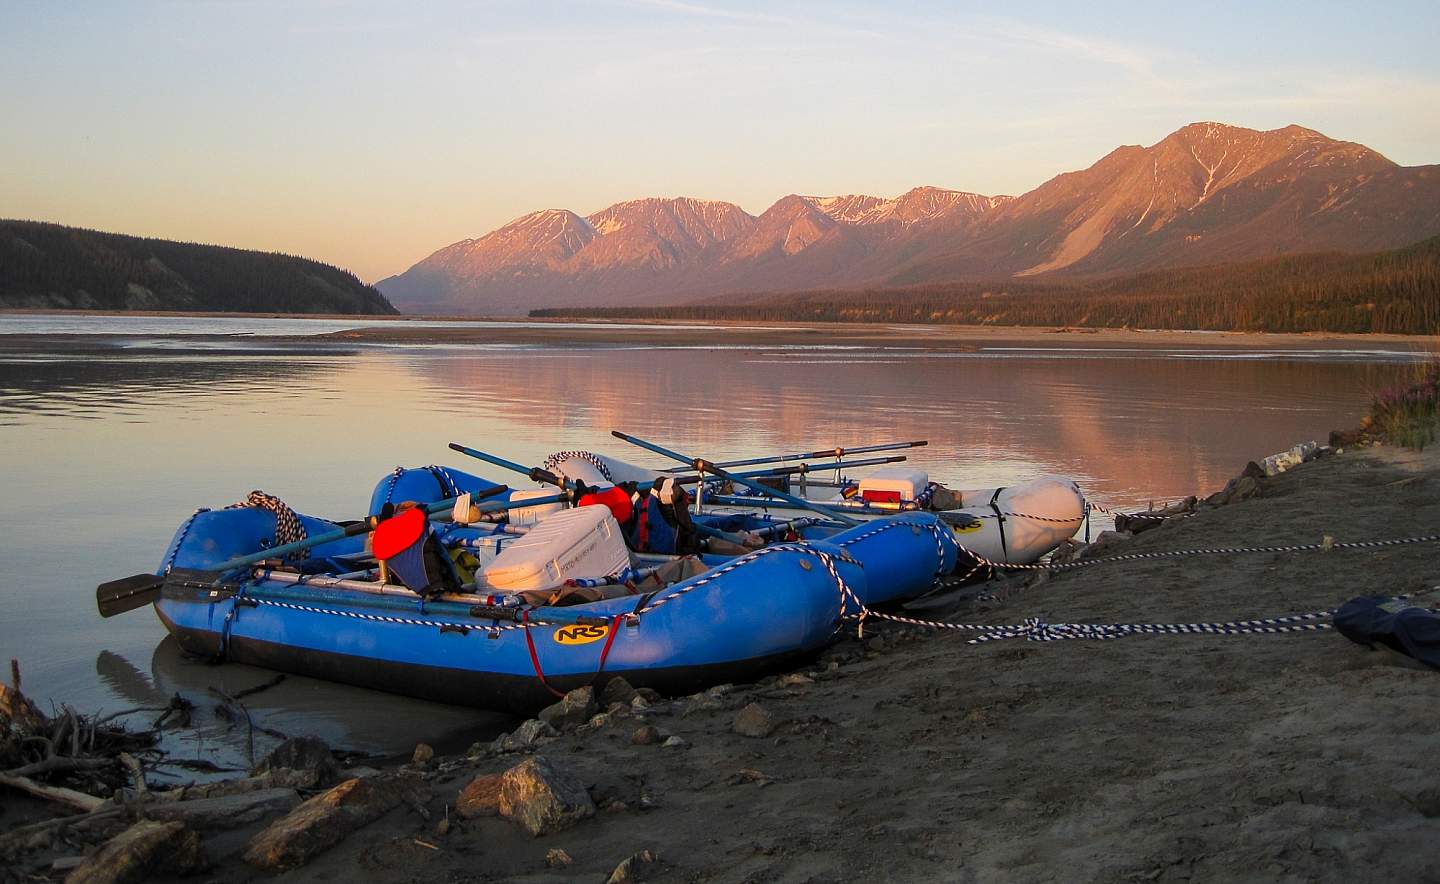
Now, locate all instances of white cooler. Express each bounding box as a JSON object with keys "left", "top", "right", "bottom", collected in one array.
[
  {"left": 480, "top": 505, "right": 630, "bottom": 591},
  {"left": 858, "top": 467, "right": 929, "bottom": 504}
]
